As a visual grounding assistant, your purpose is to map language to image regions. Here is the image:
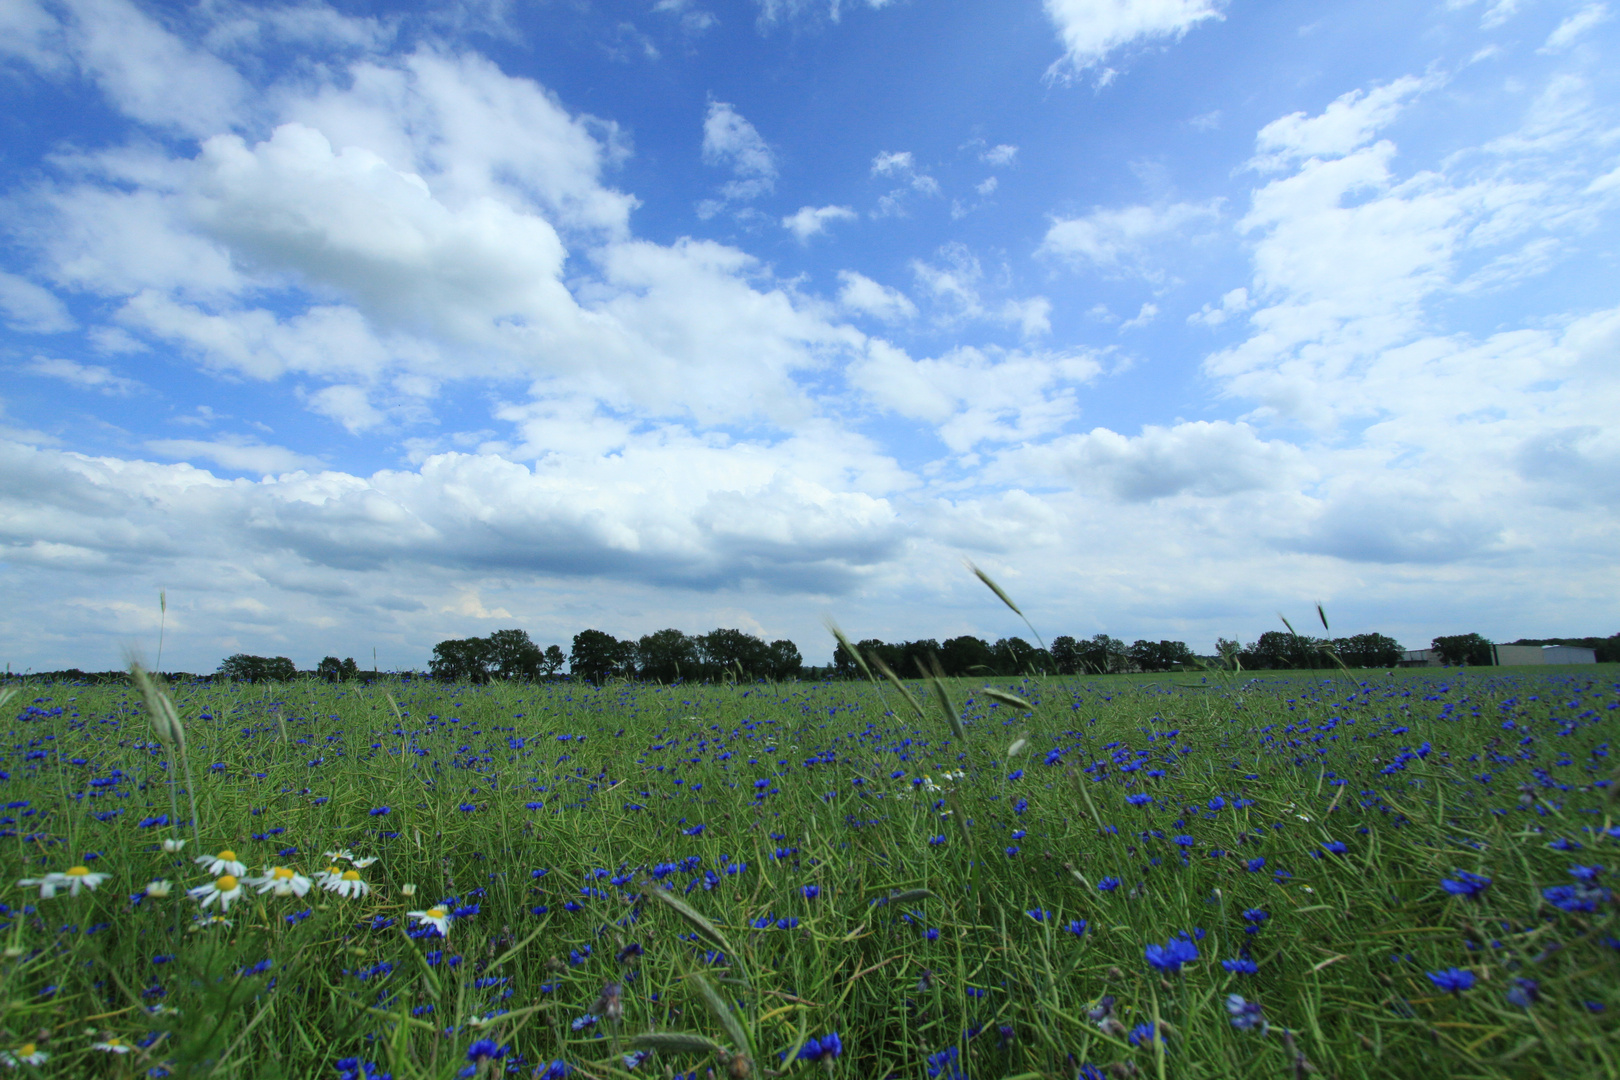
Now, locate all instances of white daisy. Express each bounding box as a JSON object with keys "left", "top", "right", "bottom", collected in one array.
[
  {"left": 407, "top": 904, "right": 452, "bottom": 936},
  {"left": 17, "top": 871, "right": 70, "bottom": 898},
  {"left": 188, "top": 874, "right": 244, "bottom": 912},
  {"left": 144, "top": 880, "right": 173, "bottom": 898},
  {"left": 326, "top": 868, "right": 370, "bottom": 899},
  {"left": 400, "top": 883, "right": 418, "bottom": 897},
  {"left": 161, "top": 837, "right": 187, "bottom": 853},
  {"left": 194, "top": 850, "right": 246, "bottom": 876},
  {"left": 92, "top": 1036, "right": 133, "bottom": 1054},
  {"left": 322, "top": 848, "right": 356, "bottom": 862},
  {"left": 0, "top": 1042, "right": 47, "bottom": 1066},
  {"left": 246, "top": 866, "right": 312, "bottom": 898},
  {"left": 59, "top": 865, "right": 108, "bottom": 896},
  {"left": 315, "top": 864, "right": 346, "bottom": 888}
]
